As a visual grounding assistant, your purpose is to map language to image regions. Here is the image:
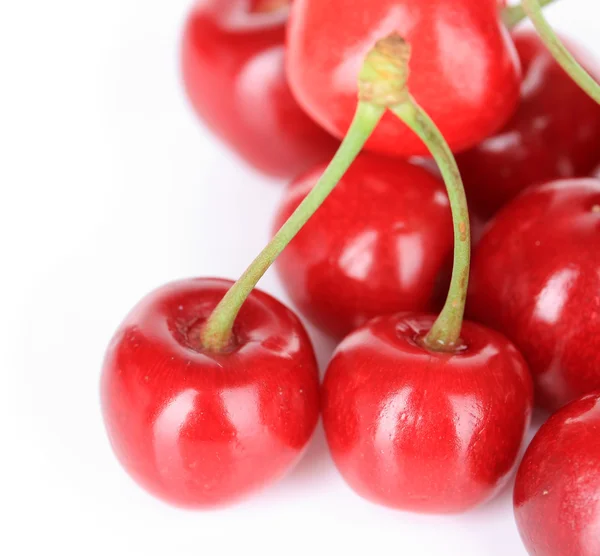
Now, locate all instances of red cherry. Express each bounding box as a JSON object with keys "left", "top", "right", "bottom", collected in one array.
[
  {"left": 457, "top": 30, "right": 600, "bottom": 219},
  {"left": 181, "top": 0, "right": 337, "bottom": 178},
  {"left": 514, "top": 392, "right": 600, "bottom": 556},
  {"left": 322, "top": 313, "right": 533, "bottom": 513},
  {"left": 273, "top": 153, "right": 453, "bottom": 339},
  {"left": 469, "top": 178, "right": 600, "bottom": 411},
  {"left": 286, "top": 0, "right": 521, "bottom": 157},
  {"left": 101, "top": 277, "right": 320, "bottom": 508}
]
